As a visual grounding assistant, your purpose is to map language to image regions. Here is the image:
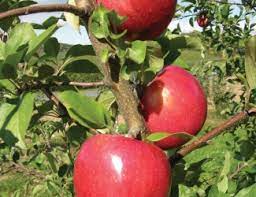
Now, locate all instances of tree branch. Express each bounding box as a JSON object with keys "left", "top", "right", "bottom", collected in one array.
[
  {"left": 81, "top": 3, "right": 146, "bottom": 138},
  {"left": 170, "top": 108, "right": 256, "bottom": 166},
  {"left": 0, "top": 4, "right": 90, "bottom": 21}
]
